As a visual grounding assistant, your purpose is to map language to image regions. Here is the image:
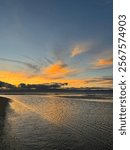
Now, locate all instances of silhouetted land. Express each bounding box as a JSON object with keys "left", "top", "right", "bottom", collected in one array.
[{"left": 0, "top": 81, "right": 112, "bottom": 95}]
